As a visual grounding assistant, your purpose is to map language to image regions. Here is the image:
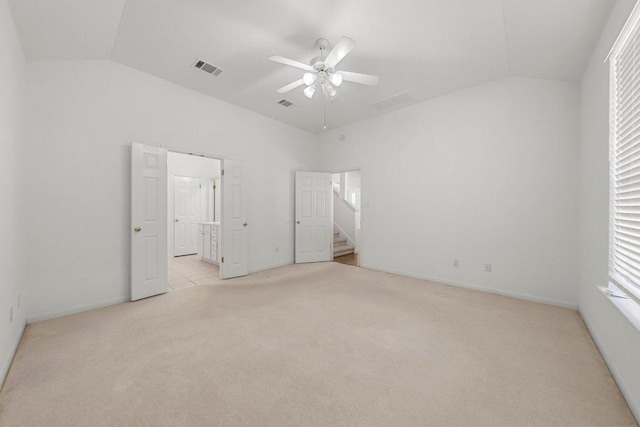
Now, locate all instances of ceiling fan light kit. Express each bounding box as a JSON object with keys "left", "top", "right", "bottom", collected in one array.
[{"left": 304, "top": 72, "right": 341, "bottom": 99}]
